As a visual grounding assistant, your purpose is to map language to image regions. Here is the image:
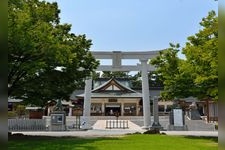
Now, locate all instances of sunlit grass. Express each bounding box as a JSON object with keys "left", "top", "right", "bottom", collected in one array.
[{"left": 8, "top": 134, "right": 218, "bottom": 150}]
